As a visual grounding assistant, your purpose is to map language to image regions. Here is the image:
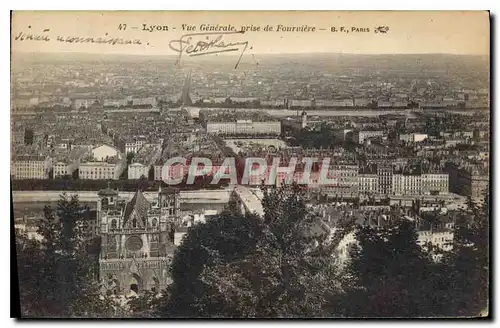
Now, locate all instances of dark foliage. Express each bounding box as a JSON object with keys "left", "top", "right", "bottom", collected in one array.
[
  {"left": 159, "top": 186, "right": 339, "bottom": 318},
  {"left": 15, "top": 188, "right": 489, "bottom": 318},
  {"left": 15, "top": 194, "right": 116, "bottom": 317}
]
